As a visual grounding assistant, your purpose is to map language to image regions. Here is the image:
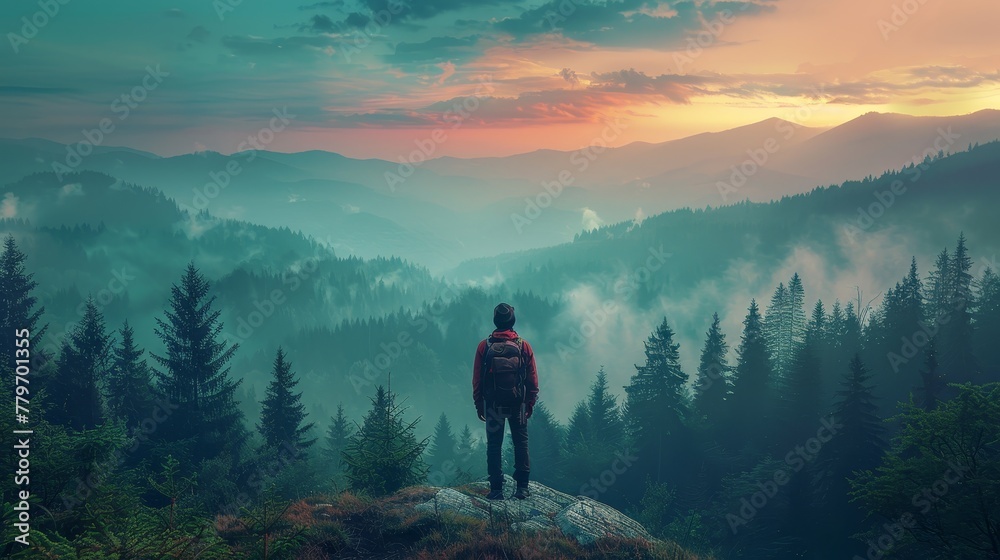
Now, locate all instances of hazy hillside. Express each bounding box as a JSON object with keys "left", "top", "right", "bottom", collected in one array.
[
  {"left": 6, "top": 111, "right": 997, "bottom": 274},
  {"left": 3, "top": 133, "right": 999, "bottom": 560}
]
